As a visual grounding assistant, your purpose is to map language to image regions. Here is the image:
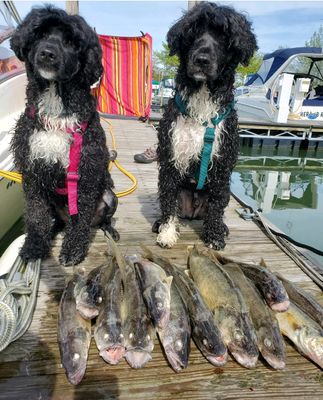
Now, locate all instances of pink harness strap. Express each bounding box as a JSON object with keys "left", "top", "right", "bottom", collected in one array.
[{"left": 56, "top": 122, "right": 88, "bottom": 215}]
